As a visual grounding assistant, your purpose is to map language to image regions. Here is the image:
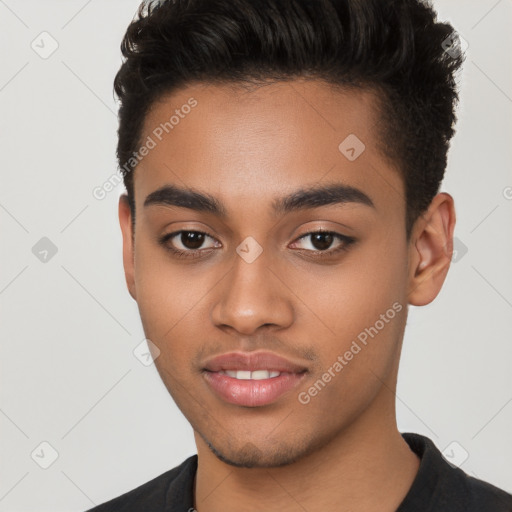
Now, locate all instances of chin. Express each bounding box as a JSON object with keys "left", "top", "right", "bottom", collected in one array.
[{"left": 200, "top": 432, "right": 313, "bottom": 468}]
